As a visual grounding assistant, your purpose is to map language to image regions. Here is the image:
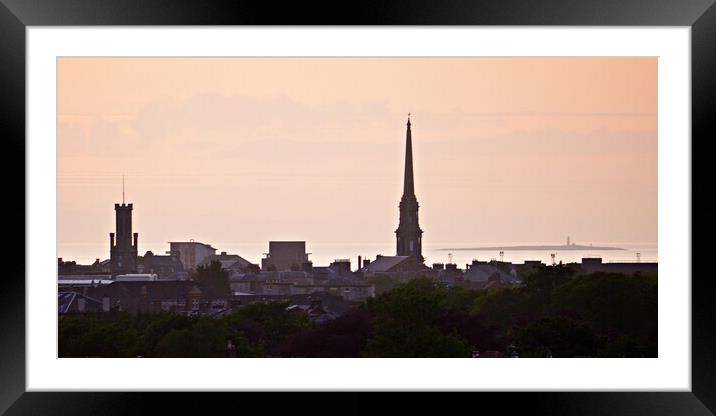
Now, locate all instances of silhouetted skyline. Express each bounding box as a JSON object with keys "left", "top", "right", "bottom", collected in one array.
[{"left": 58, "top": 58, "right": 657, "bottom": 263}]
